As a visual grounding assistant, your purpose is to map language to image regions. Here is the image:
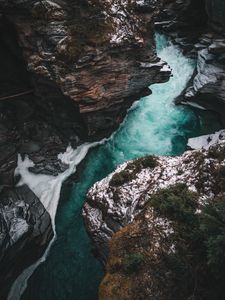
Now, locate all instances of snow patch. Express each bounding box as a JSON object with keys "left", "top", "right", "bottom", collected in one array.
[{"left": 188, "top": 129, "right": 225, "bottom": 150}]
